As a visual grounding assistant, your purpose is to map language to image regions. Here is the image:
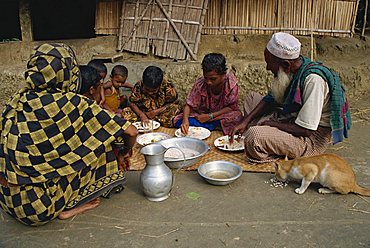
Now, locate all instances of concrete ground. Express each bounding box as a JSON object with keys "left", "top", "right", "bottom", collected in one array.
[{"left": 1, "top": 98, "right": 370, "bottom": 248}]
